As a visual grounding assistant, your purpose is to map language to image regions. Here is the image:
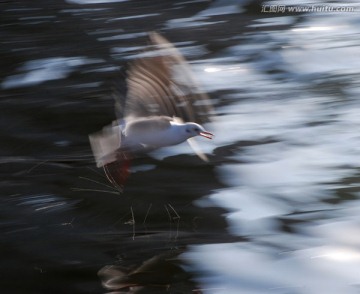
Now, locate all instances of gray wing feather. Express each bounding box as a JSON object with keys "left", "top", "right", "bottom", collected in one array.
[{"left": 118, "top": 32, "right": 213, "bottom": 124}]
